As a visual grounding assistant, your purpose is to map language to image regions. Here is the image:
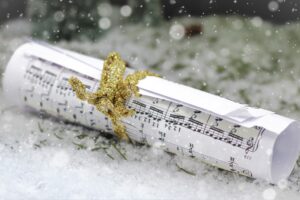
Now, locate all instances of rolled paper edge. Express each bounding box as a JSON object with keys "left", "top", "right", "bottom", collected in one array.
[
  {"left": 2, "top": 43, "right": 30, "bottom": 106},
  {"left": 270, "top": 120, "right": 300, "bottom": 183}
]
